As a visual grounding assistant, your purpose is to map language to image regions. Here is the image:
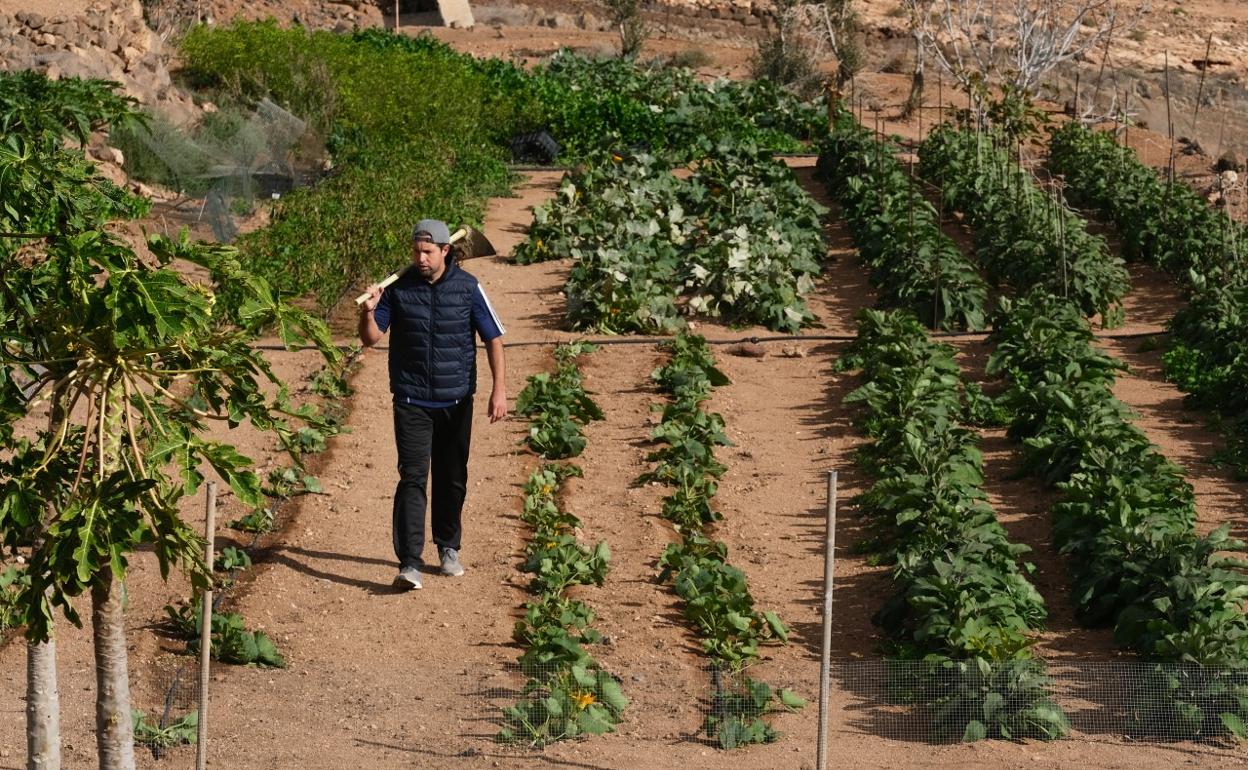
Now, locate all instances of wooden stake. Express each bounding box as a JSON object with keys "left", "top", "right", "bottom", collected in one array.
[
  {"left": 815, "top": 471, "right": 839, "bottom": 770},
  {"left": 1164, "top": 50, "right": 1176, "bottom": 187},
  {"left": 1191, "top": 33, "right": 1215, "bottom": 138},
  {"left": 195, "top": 482, "right": 217, "bottom": 770},
  {"left": 1091, "top": 14, "right": 1118, "bottom": 117}
]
